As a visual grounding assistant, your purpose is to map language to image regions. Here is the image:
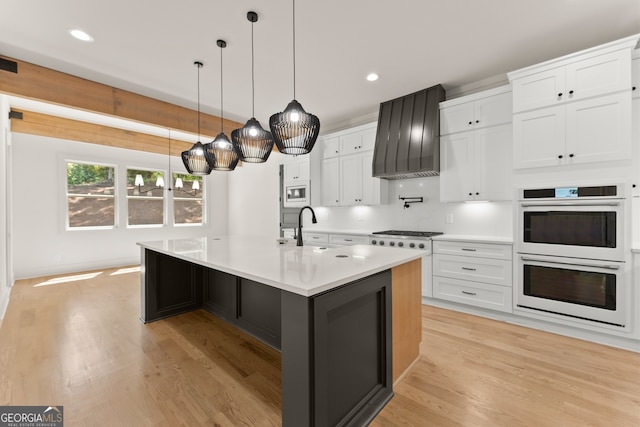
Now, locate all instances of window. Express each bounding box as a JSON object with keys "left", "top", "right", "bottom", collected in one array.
[
  {"left": 66, "top": 162, "right": 116, "bottom": 228},
  {"left": 172, "top": 173, "right": 203, "bottom": 224},
  {"left": 127, "top": 168, "right": 165, "bottom": 226}
]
